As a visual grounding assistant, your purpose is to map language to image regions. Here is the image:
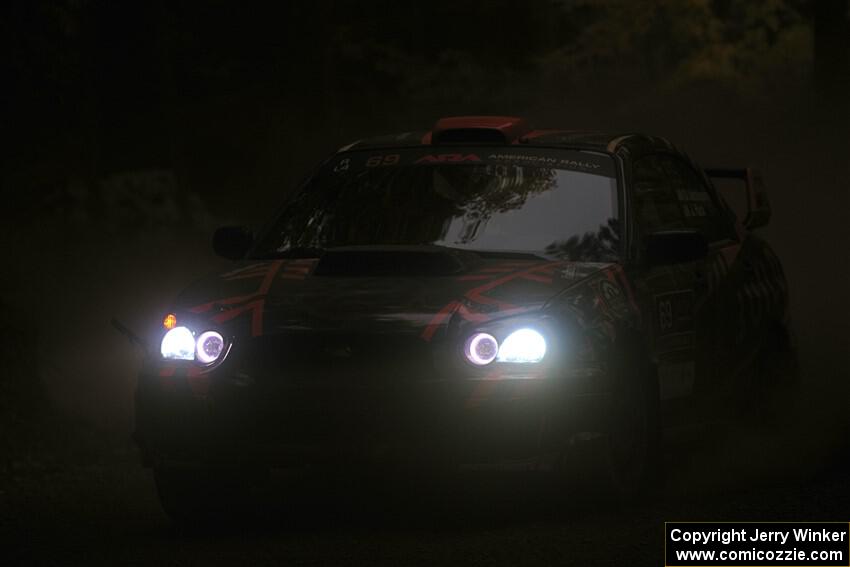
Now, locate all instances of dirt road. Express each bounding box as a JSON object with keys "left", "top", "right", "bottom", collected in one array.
[{"left": 3, "top": 418, "right": 848, "bottom": 567}]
